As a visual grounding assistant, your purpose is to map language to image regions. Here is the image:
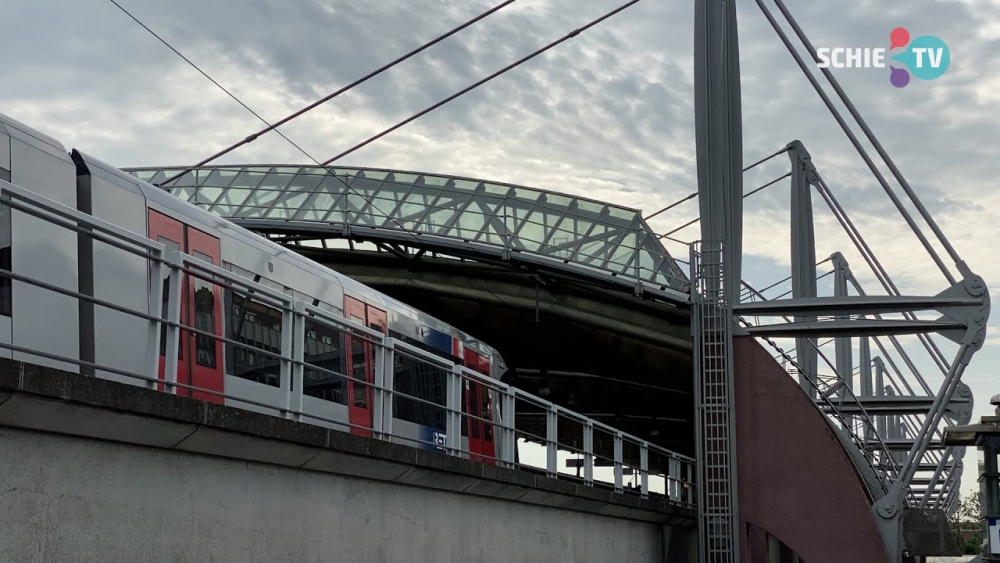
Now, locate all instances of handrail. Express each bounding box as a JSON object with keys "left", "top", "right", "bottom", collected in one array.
[{"left": 0, "top": 179, "right": 697, "bottom": 507}]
